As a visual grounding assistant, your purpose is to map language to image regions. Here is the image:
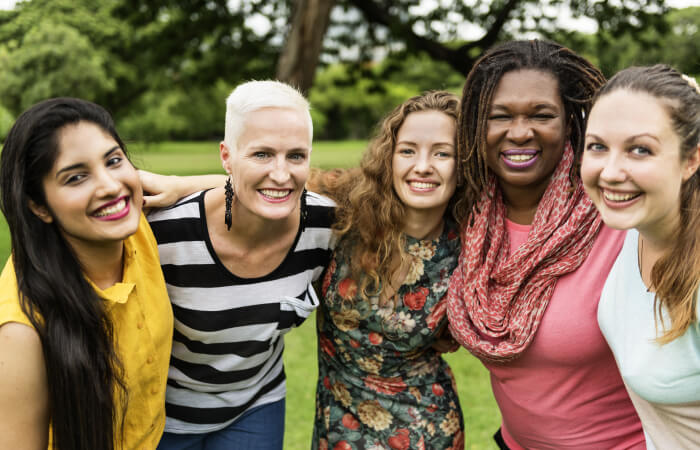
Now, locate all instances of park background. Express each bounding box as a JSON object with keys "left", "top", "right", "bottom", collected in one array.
[{"left": 0, "top": 0, "right": 698, "bottom": 448}]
